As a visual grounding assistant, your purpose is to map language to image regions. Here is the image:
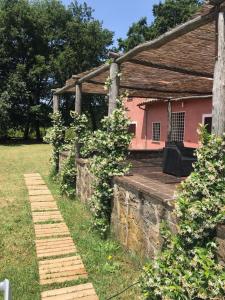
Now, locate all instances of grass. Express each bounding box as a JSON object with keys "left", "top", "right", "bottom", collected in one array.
[{"left": 0, "top": 142, "right": 143, "bottom": 300}]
